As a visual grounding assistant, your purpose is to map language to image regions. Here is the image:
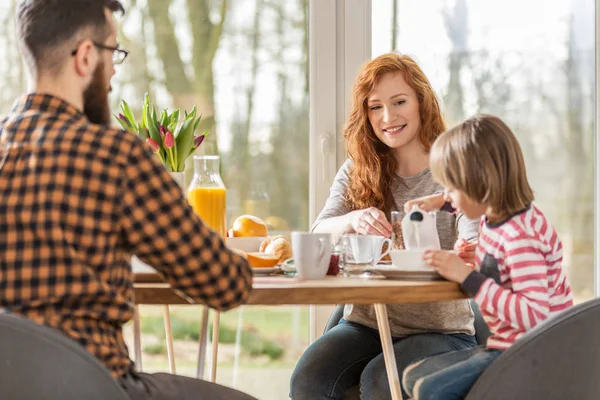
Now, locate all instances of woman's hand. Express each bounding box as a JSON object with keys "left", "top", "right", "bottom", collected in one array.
[
  {"left": 404, "top": 193, "right": 446, "bottom": 213},
  {"left": 350, "top": 207, "right": 392, "bottom": 237},
  {"left": 454, "top": 238, "right": 477, "bottom": 265},
  {"left": 423, "top": 250, "right": 473, "bottom": 284}
]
